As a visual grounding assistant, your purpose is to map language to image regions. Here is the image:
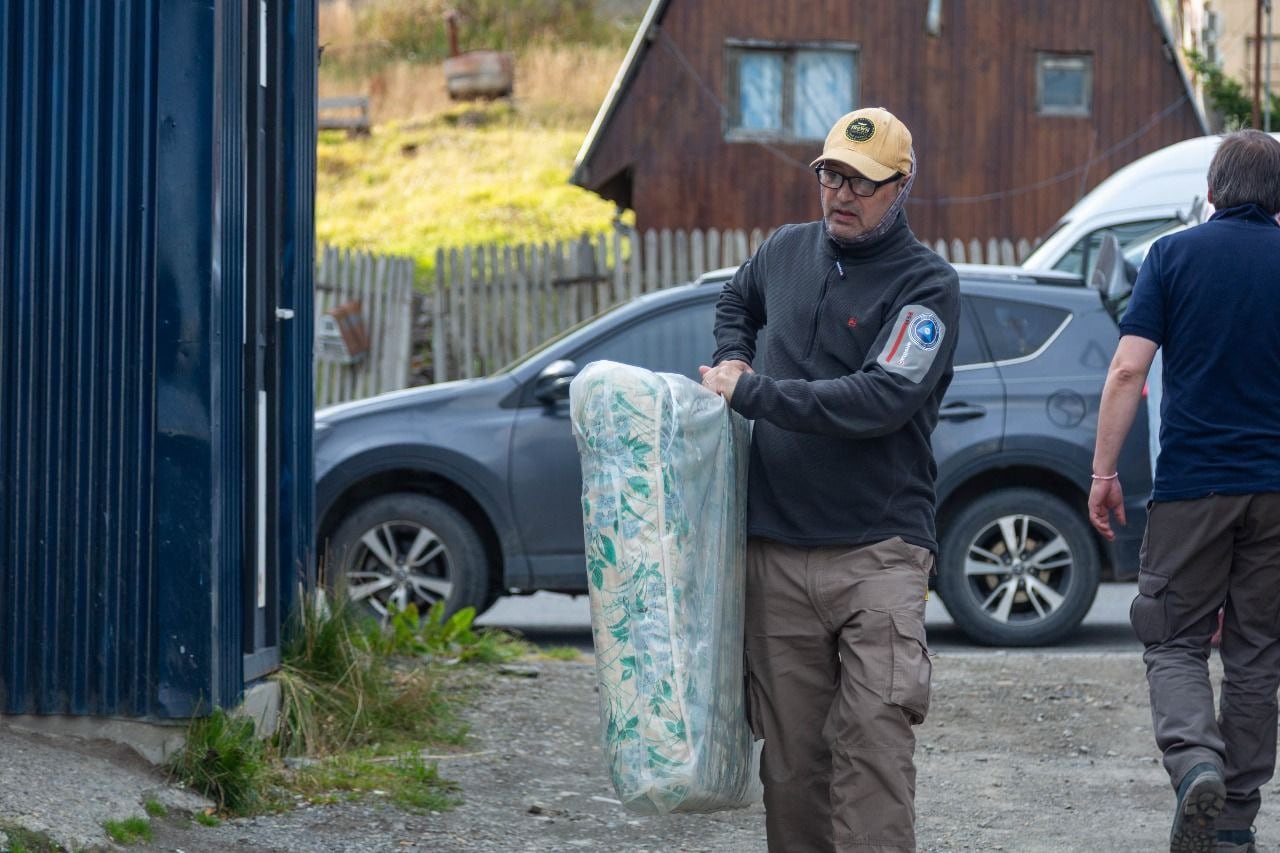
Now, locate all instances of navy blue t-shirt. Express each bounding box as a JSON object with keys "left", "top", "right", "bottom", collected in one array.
[{"left": 1120, "top": 203, "right": 1280, "bottom": 501}]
